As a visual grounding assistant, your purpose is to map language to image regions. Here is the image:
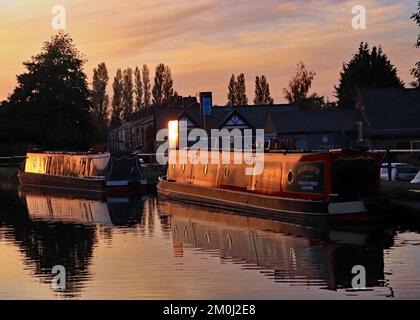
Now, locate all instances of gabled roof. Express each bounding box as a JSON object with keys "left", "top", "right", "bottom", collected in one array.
[
  {"left": 265, "top": 109, "right": 360, "bottom": 134},
  {"left": 153, "top": 107, "right": 203, "bottom": 132},
  {"left": 357, "top": 88, "right": 420, "bottom": 130},
  {"left": 211, "top": 104, "right": 298, "bottom": 129}
]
